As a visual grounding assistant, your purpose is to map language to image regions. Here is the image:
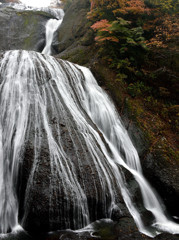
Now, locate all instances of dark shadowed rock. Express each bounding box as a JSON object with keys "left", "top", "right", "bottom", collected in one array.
[
  {"left": 142, "top": 151, "right": 179, "bottom": 220},
  {"left": 0, "top": 231, "right": 33, "bottom": 240},
  {"left": 34, "top": 219, "right": 179, "bottom": 240}
]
